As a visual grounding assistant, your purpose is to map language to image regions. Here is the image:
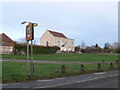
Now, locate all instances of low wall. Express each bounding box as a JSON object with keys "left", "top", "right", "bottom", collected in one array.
[{"left": 0, "top": 46, "right": 13, "bottom": 54}]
